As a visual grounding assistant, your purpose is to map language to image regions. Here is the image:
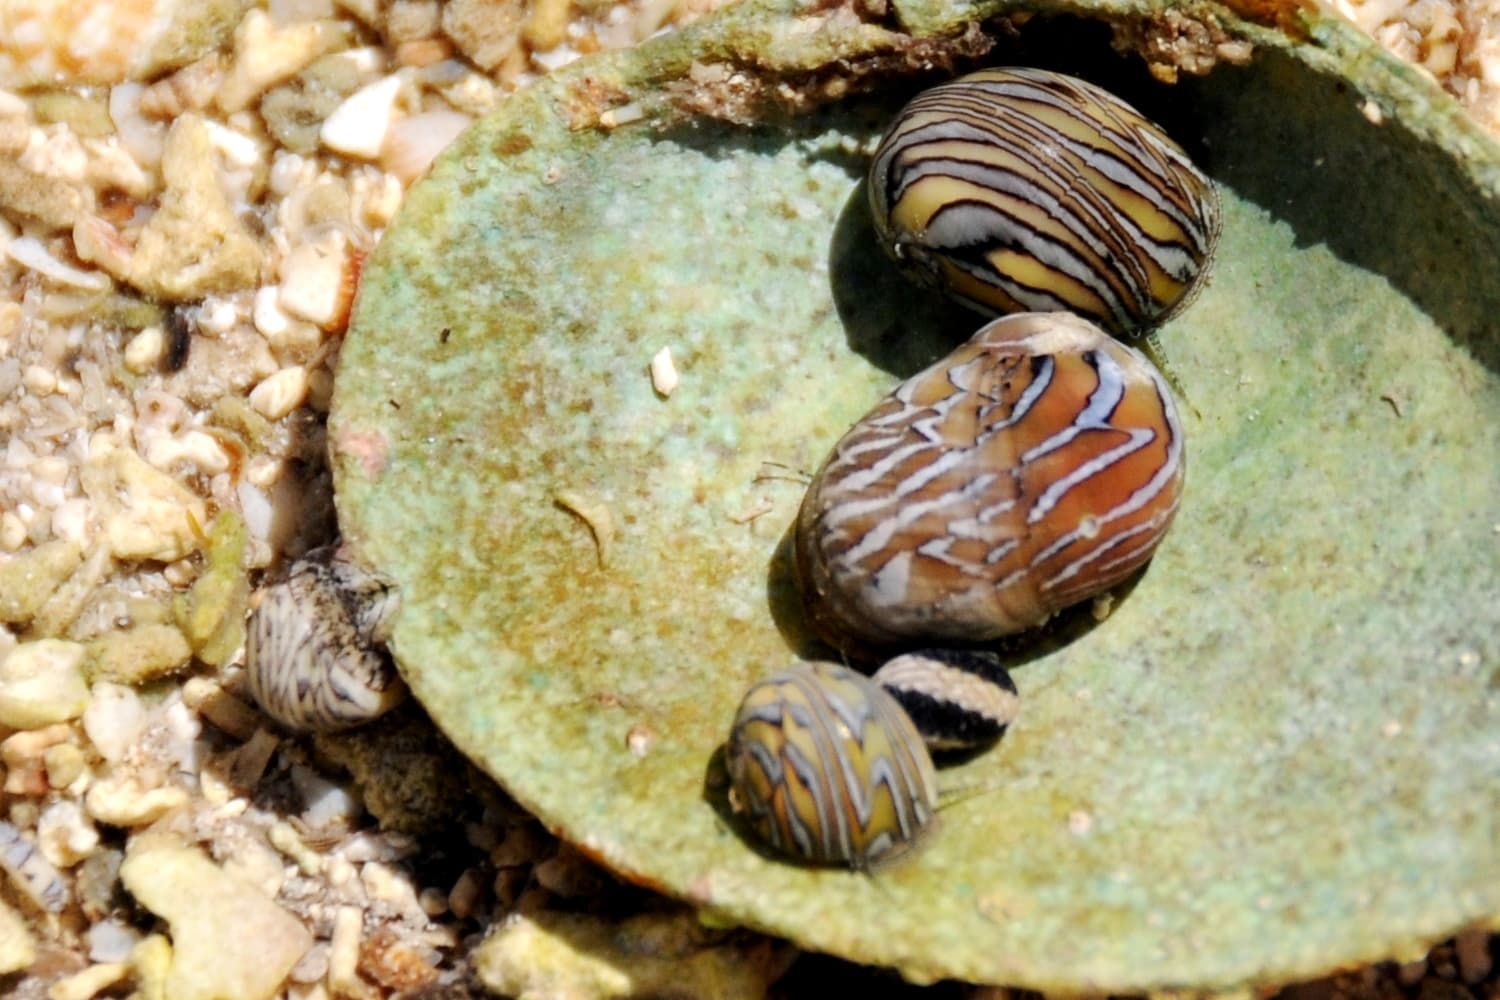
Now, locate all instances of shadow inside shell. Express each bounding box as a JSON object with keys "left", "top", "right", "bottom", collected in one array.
[
  {"left": 1179, "top": 47, "right": 1500, "bottom": 377},
  {"left": 827, "top": 179, "right": 985, "bottom": 380}
]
